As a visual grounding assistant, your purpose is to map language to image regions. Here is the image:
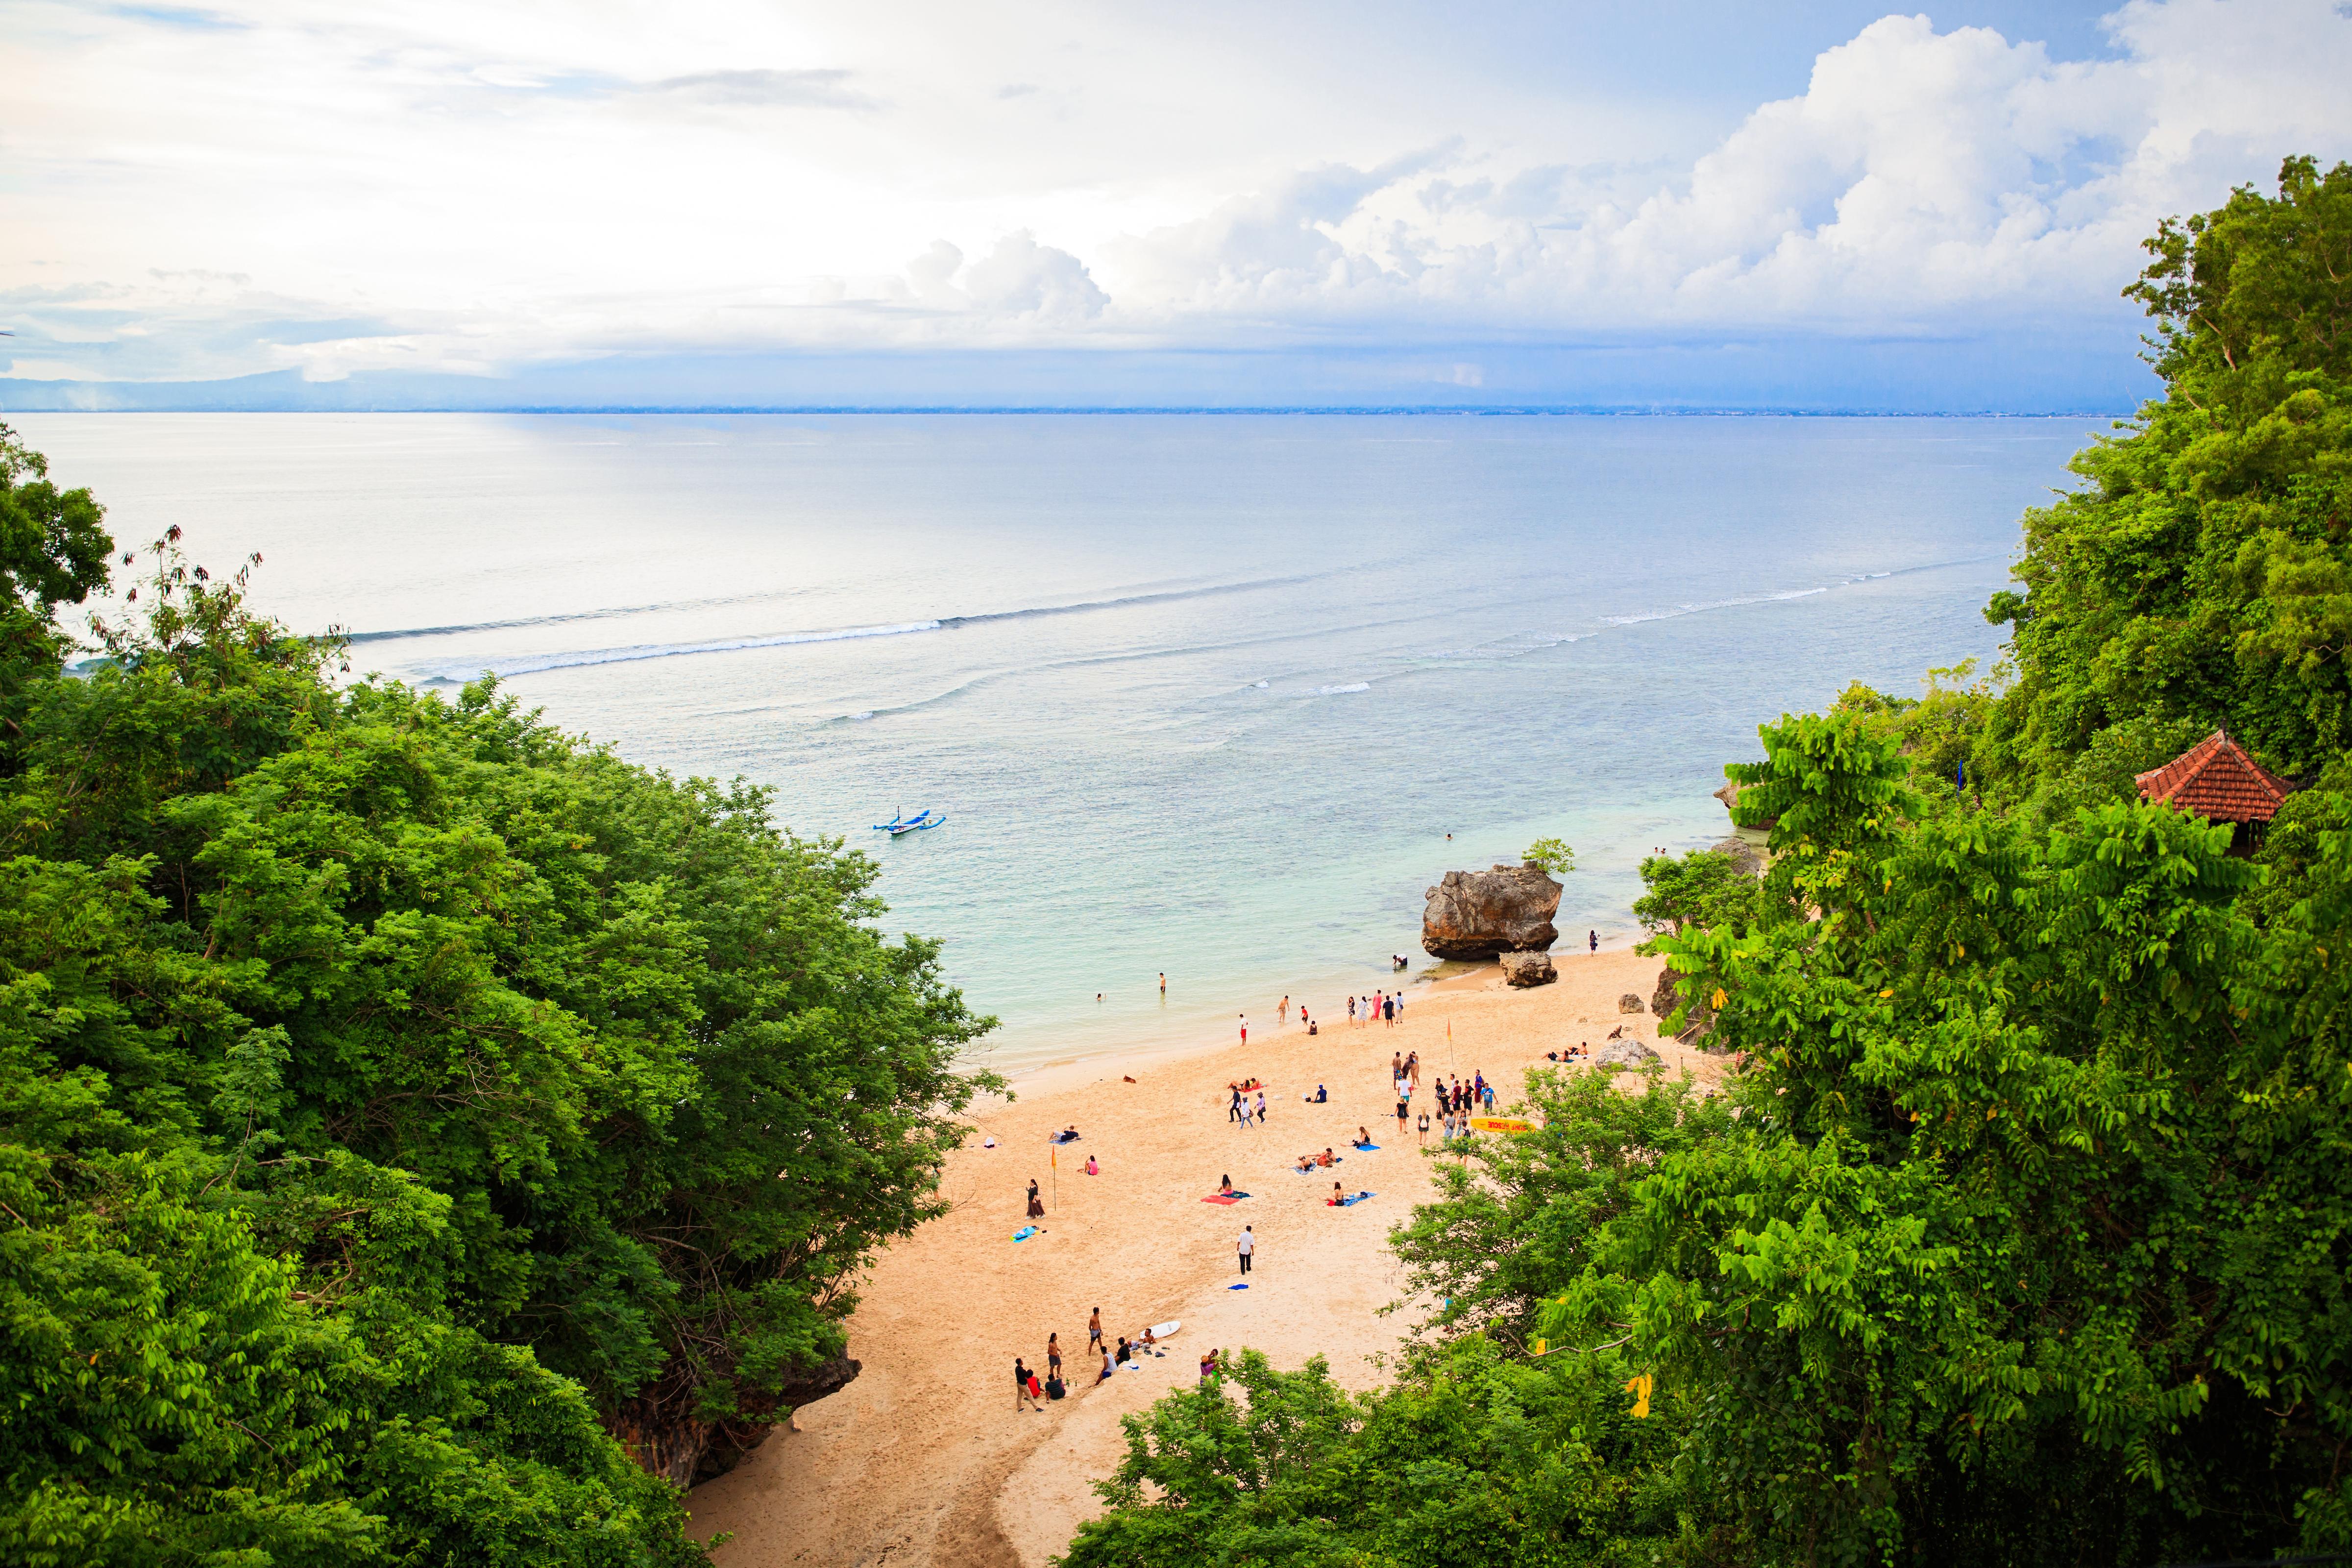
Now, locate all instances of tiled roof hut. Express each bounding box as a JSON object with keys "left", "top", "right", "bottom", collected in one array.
[{"left": 2133, "top": 729, "right": 2296, "bottom": 853}]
